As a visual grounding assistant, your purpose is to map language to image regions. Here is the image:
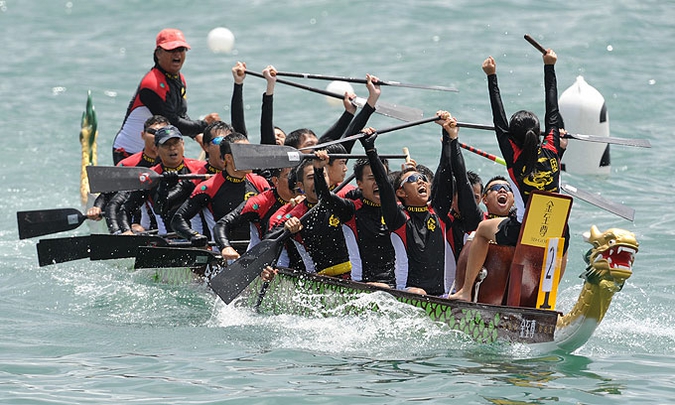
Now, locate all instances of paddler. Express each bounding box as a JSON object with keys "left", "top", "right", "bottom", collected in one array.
[
  {"left": 315, "top": 154, "right": 399, "bottom": 289},
  {"left": 361, "top": 111, "right": 461, "bottom": 296},
  {"left": 450, "top": 49, "right": 567, "bottom": 302},
  {"left": 112, "top": 28, "right": 220, "bottom": 164},
  {"left": 170, "top": 132, "right": 269, "bottom": 247},
  {"left": 267, "top": 152, "right": 352, "bottom": 278},
  {"left": 110, "top": 125, "right": 204, "bottom": 235},
  {"left": 87, "top": 115, "right": 169, "bottom": 232},
  {"left": 213, "top": 166, "right": 298, "bottom": 260}
]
